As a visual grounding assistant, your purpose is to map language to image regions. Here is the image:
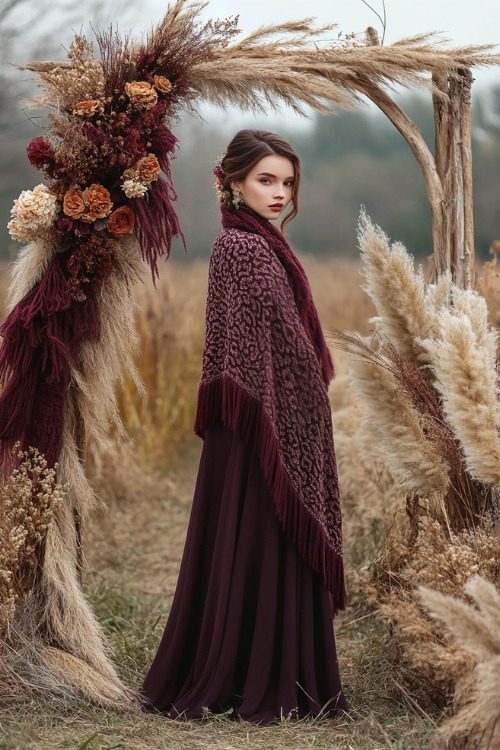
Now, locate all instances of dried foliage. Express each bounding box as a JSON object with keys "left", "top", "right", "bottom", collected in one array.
[
  {"left": 190, "top": 24, "right": 500, "bottom": 116},
  {"left": 420, "top": 291, "right": 500, "bottom": 485},
  {"left": 420, "top": 575, "right": 500, "bottom": 749},
  {"left": 0, "top": 447, "right": 64, "bottom": 646},
  {"left": 332, "top": 213, "right": 499, "bottom": 531},
  {"left": 371, "top": 516, "right": 500, "bottom": 709}
]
